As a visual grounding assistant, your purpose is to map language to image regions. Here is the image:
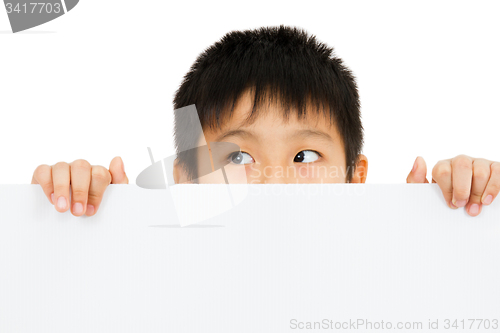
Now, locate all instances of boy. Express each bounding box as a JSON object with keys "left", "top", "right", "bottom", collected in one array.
[{"left": 31, "top": 25, "right": 500, "bottom": 217}]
